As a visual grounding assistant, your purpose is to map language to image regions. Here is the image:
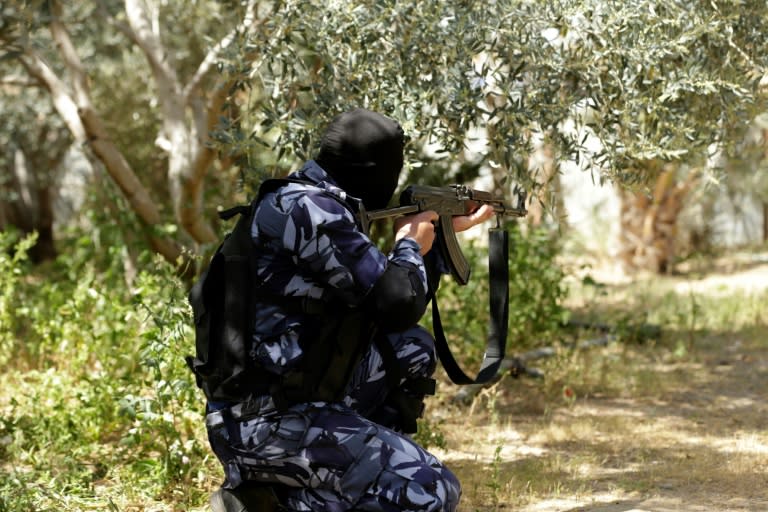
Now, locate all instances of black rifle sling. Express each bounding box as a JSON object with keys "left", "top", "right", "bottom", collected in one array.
[{"left": 432, "top": 227, "right": 509, "bottom": 385}]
